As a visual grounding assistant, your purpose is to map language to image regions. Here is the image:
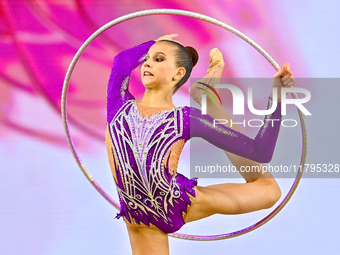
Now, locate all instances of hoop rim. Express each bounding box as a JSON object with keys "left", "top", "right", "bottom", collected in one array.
[{"left": 61, "top": 9, "right": 307, "bottom": 241}]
